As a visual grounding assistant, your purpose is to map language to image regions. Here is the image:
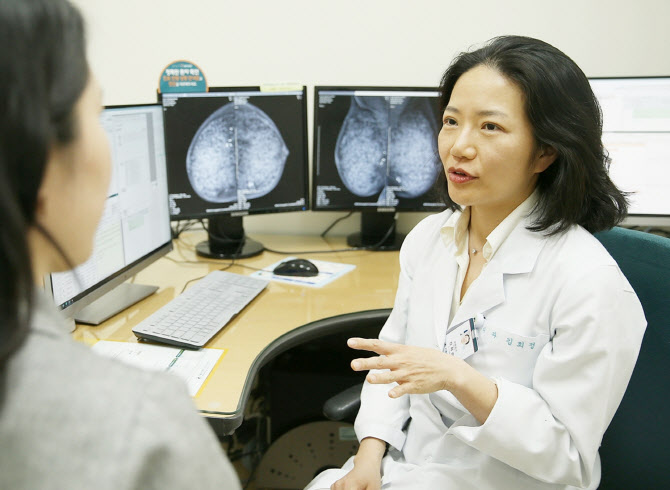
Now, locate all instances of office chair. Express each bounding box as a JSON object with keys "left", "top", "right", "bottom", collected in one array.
[
  {"left": 254, "top": 309, "right": 390, "bottom": 489},
  {"left": 256, "top": 308, "right": 390, "bottom": 438},
  {"left": 323, "top": 227, "right": 670, "bottom": 489},
  {"left": 593, "top": 227, "right": 670, "bottom": 489}
]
